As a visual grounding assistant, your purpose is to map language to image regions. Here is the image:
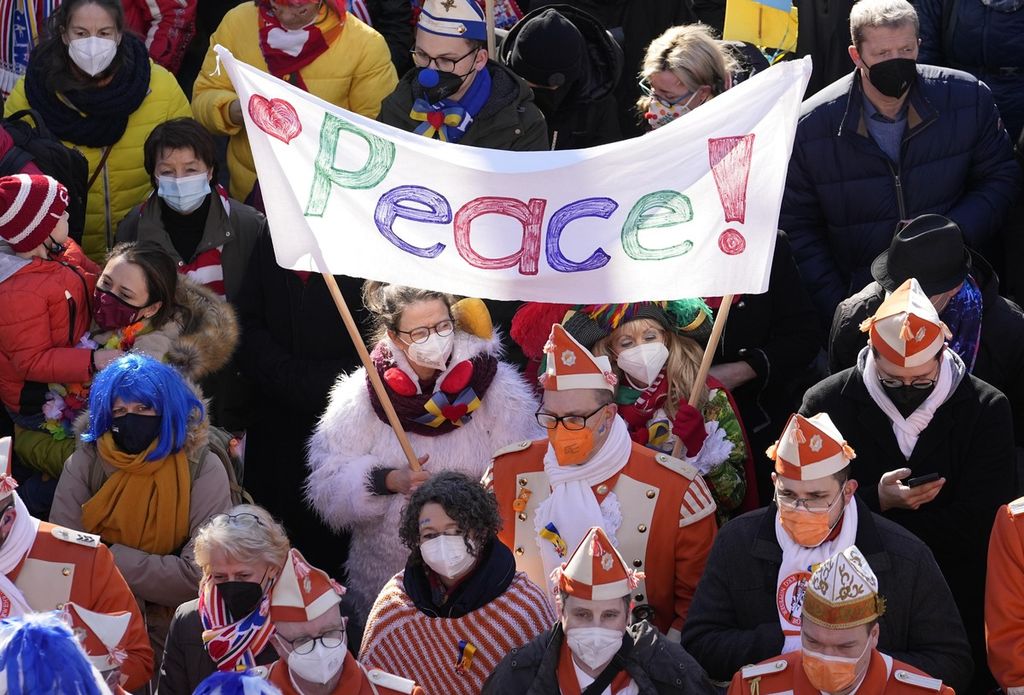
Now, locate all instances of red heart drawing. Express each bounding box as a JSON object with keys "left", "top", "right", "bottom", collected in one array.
[
  {"left": 441, "top": 403, "right": 469, "bottom": 423},
  {"left": 207, "top": 640, "right": 228, "bottom": 661},
  {"left": 427, "top": 111, "right": 445, "bottom": 129},
  {"left": 248, "top": 95, "right": 302, "bottom": 144}
]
